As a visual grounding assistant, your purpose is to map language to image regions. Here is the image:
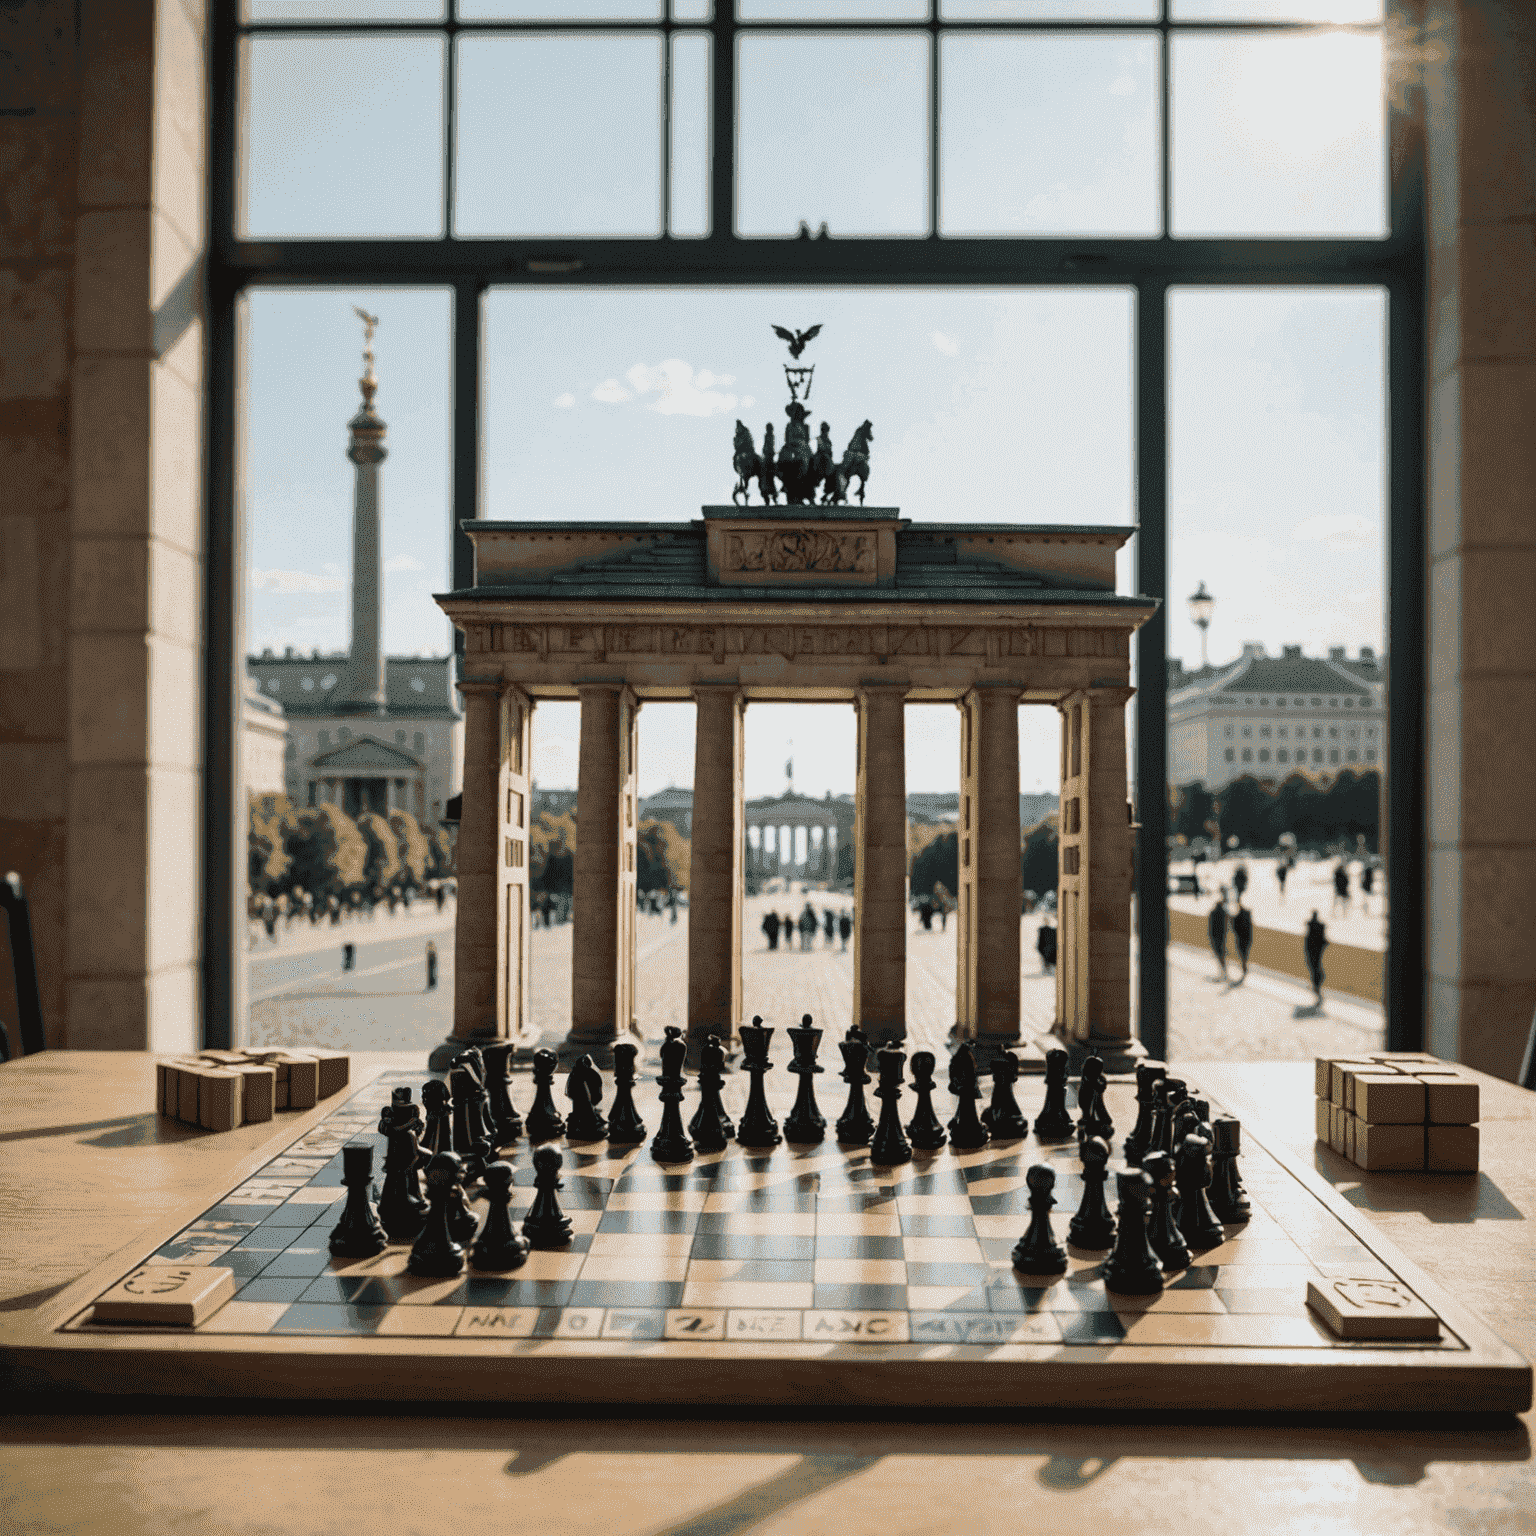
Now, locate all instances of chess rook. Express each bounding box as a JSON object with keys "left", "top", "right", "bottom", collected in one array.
[
  {"left": 1209, "top": 1116, "right": 1252, "bottom": 1223},
  {"left": 328, "top": 1142, "right": 388, "bottom": 1259}
]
